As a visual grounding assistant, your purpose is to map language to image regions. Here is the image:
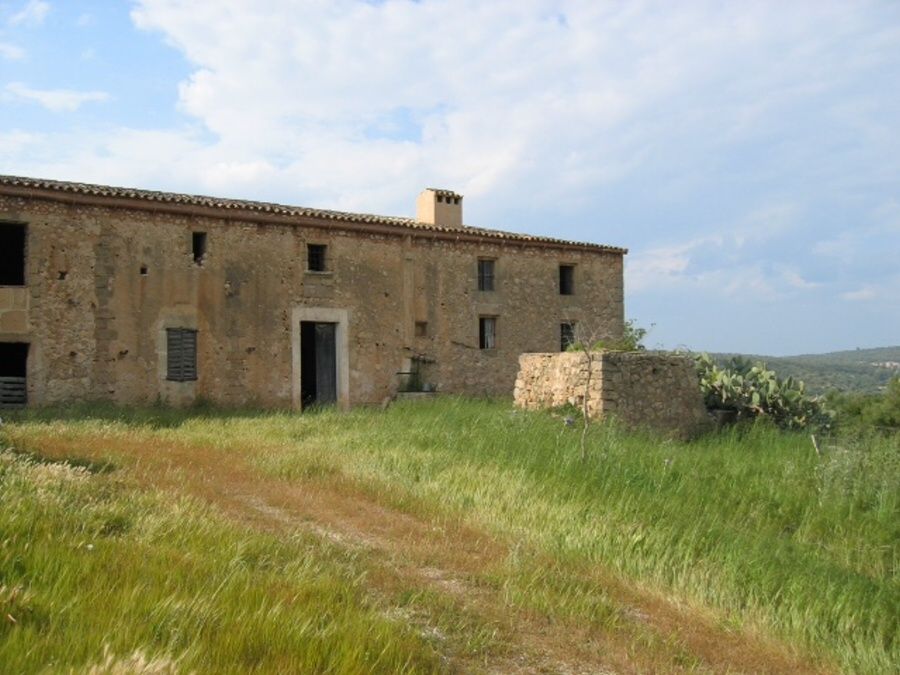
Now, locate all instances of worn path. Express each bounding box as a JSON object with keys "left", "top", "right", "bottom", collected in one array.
[{"left": 25, "top": 431, "right": 831, "bottom": 674}]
